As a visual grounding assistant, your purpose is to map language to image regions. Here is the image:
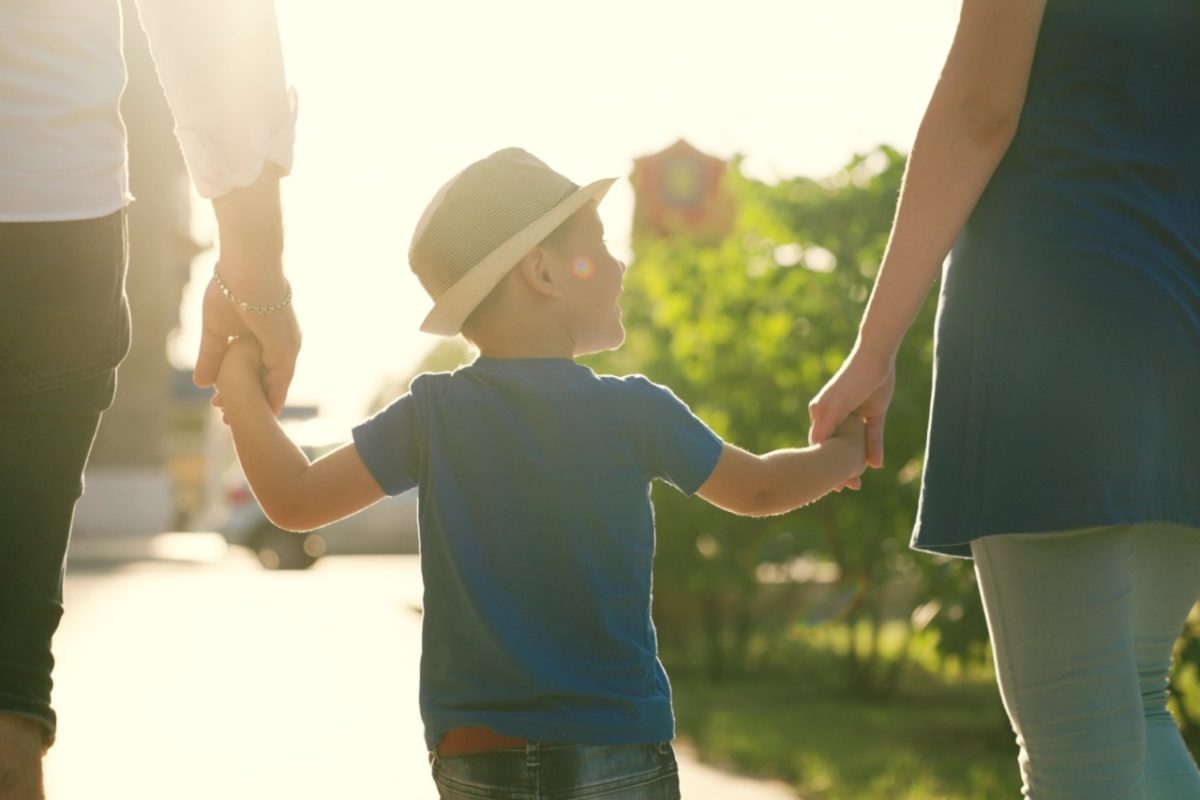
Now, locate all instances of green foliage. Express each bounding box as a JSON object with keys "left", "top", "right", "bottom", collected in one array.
[
  {"left": 588, "top": 146, "right": 987, "bottom": 691},
  {"left": 589, "top": 143, "right": 1200, "bottom": 729},
  {"left": 385, "top": 144, "right": 1200, "bottom": 723},
  {"left": 1172, "top": 606, "right": 1200, "bottom": 750}
]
